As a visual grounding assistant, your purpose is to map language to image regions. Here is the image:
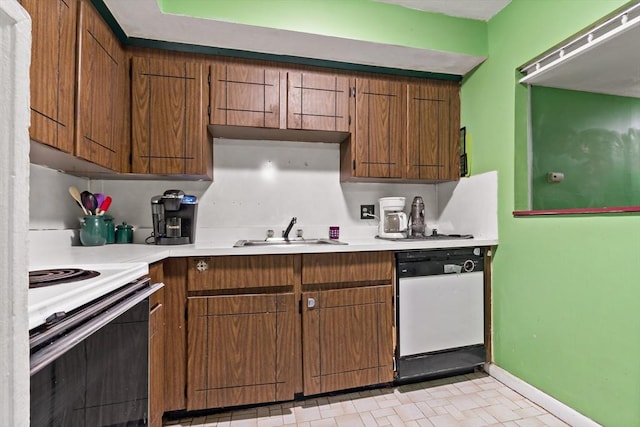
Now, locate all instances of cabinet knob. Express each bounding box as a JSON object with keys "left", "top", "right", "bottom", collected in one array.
[{"left": 307, "top": 297, "right": 316, "bottom": 309}]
